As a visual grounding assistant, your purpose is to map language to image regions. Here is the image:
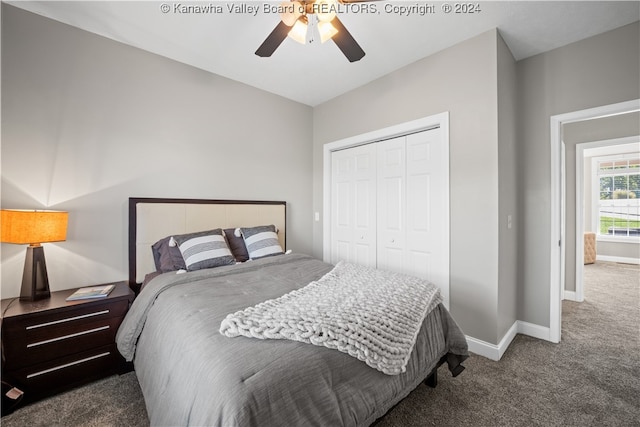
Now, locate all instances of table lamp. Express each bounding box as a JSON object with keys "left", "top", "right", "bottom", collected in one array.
[{"left": 1, "top": 209, "right": 68, "bottom": 301}]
